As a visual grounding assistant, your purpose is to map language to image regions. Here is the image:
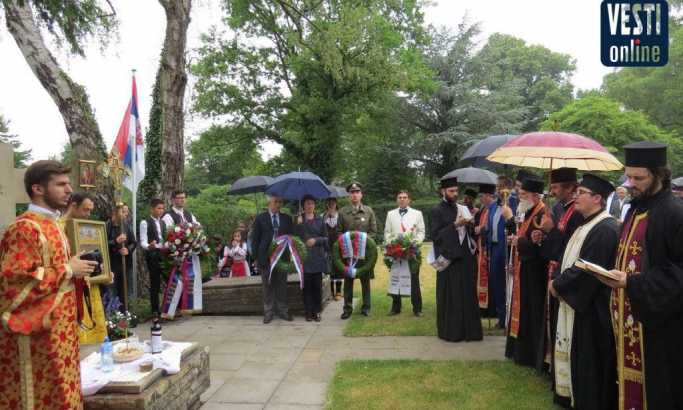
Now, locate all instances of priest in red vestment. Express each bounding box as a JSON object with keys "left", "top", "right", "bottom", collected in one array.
[{"left": 0, "top": 160, "right": 98, "bottom": 410}]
